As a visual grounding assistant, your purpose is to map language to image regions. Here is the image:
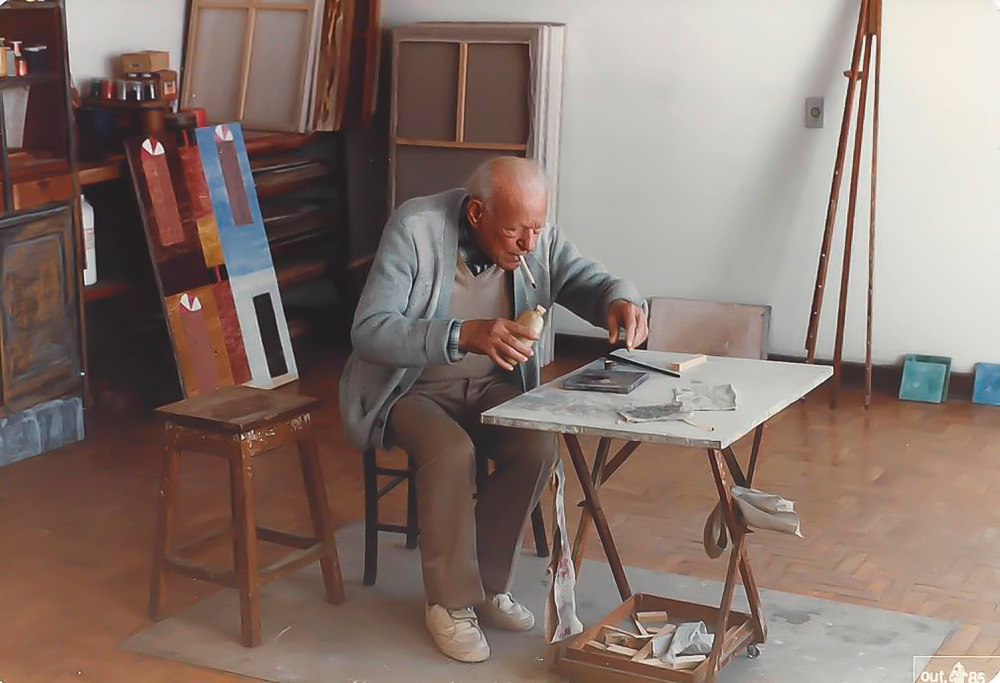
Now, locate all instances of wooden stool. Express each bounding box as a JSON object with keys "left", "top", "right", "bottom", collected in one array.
[
  {"left": 149, "top": 386, "right": 345, "bottom": 647},
  {"left": 361, "top": 448, "right": 549, "bottom": 586}
]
